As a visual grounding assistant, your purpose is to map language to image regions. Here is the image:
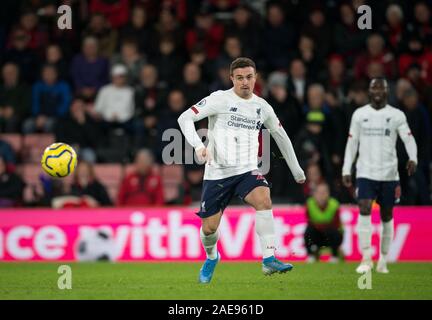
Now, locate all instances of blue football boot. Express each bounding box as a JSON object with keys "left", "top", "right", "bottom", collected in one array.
[
  {"left": 198, "top": 253, "right": 220, "bottom": 283},
  {"left": 262, "top": 256, "right": 293, "bottom": 275}
]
